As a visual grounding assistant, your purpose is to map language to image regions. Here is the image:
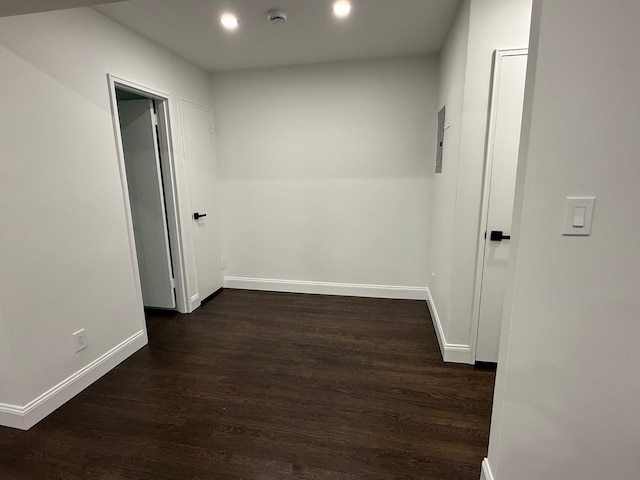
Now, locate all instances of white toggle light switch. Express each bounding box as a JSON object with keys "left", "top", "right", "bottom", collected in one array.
[
  {"left": 563, "top": 197, "right": 595, "bottom": 236},
  {"left": 573, "top": 206, "right": 586, "bottom": 227}
]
